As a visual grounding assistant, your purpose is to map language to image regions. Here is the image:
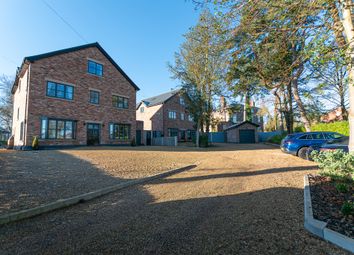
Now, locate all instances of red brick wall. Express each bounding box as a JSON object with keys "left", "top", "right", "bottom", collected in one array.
[
  {"left": 25, "top": 46, "right": 137, "bottom": 146},
  {"left": 162, "top": 94, "right": 194, "bottom": 140}
]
